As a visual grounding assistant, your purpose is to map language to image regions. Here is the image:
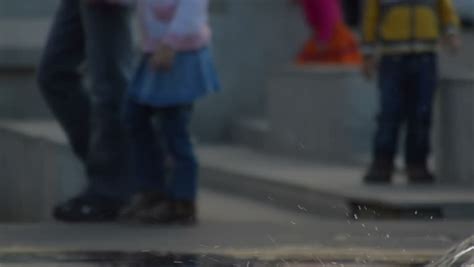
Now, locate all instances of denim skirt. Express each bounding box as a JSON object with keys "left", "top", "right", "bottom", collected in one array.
[{"left": 128, "top": 47, "right": 220, "bottom": 107}]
